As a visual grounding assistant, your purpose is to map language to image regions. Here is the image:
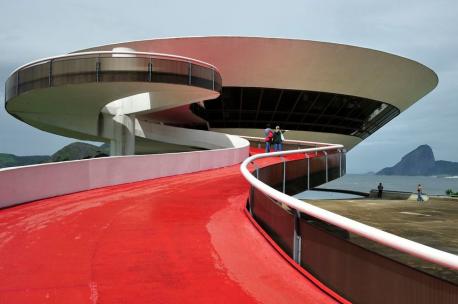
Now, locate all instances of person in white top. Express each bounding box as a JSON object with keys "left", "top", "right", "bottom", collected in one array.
[{"left": 417, "top": 184, "right": 424, "bottom": 203}]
